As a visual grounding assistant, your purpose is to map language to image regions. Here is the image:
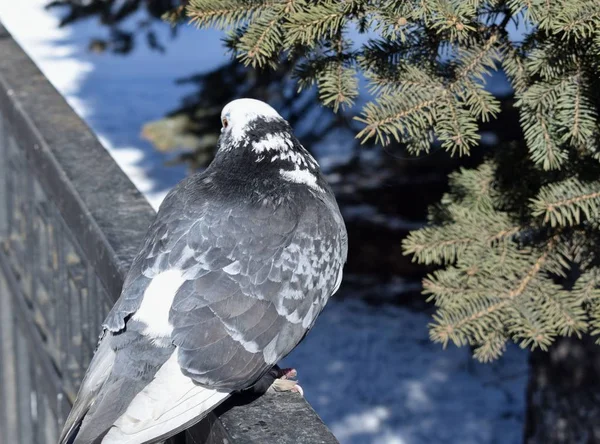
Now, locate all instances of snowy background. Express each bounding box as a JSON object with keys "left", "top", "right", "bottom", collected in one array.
[{"left": 0, "top": 2, "right": 529, "bottom": 443}]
